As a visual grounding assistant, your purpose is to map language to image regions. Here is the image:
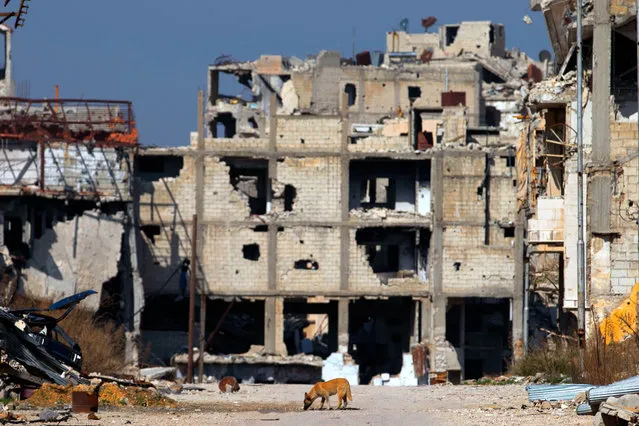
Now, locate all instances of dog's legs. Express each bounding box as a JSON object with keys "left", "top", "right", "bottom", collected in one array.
[
  {"left": 326, "top": 396, "right": 332, "bottom": 410},
  {"left": 319, "top": 397, "right": 325, "bottom": 410}
]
